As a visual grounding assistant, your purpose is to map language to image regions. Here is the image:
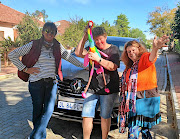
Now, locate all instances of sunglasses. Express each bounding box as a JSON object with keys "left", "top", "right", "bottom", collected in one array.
[{"left": 44, "top": 29, "right": 56, "bottom": 35}]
